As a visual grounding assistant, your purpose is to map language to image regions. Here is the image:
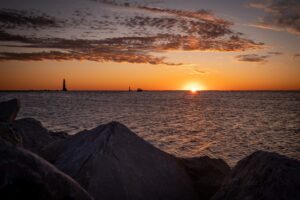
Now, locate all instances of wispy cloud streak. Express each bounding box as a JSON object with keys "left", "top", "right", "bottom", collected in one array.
[
  {"left": 249, "top": 0, "right": 300, "bottom": 35},
  {"left": 236, "top": 54, "right": 269, "bottom": 63},
  {"left": 235, "top": 51, "right": 283, "bottom": 63},
  {"left": 293, "top": 53, "right": 300, "bottom": 59}
]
